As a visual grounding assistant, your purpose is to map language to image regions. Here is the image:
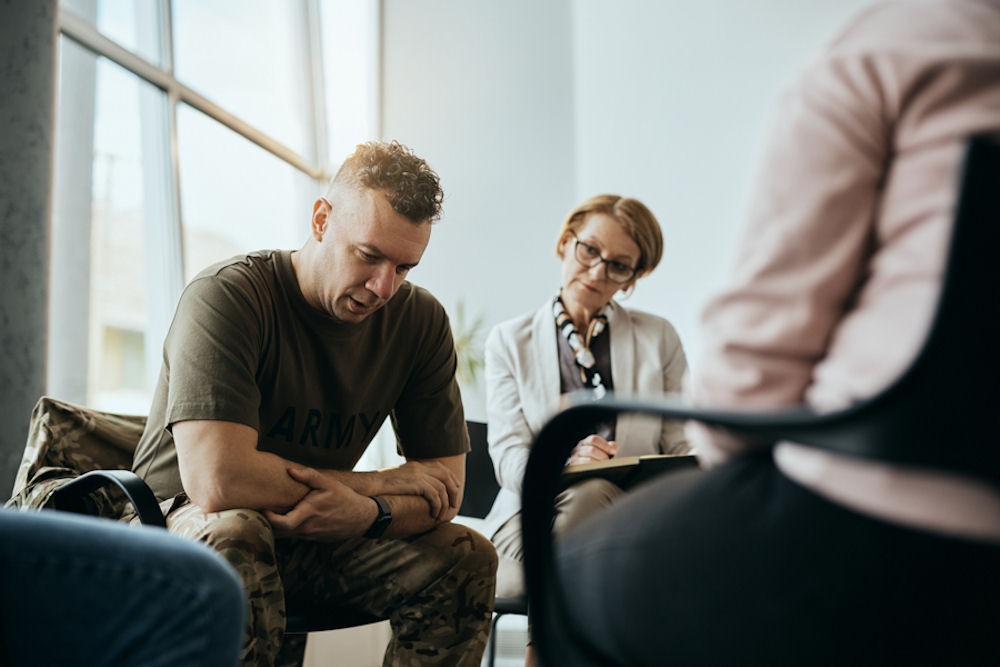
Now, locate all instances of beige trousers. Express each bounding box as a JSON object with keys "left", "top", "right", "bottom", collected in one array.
[{"left": 491, "top": 478, "right": 624, "bottom": 598}]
